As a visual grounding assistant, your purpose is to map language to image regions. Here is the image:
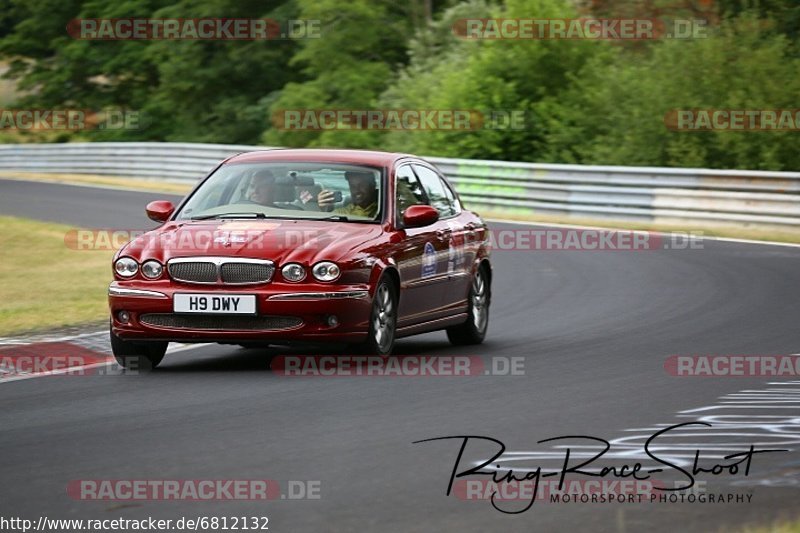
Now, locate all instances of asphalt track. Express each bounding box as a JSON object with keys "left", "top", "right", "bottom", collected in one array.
[{"left": 1, "top": 178, "right": 800, "bottom": 532}]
